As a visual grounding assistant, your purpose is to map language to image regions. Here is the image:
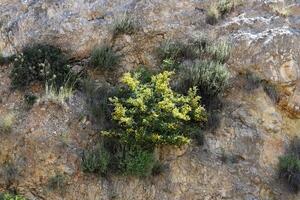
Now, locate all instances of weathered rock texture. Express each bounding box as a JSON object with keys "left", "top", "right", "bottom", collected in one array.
[{"left": 1, "top": 0, "right": 300, "bottom": 199}]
